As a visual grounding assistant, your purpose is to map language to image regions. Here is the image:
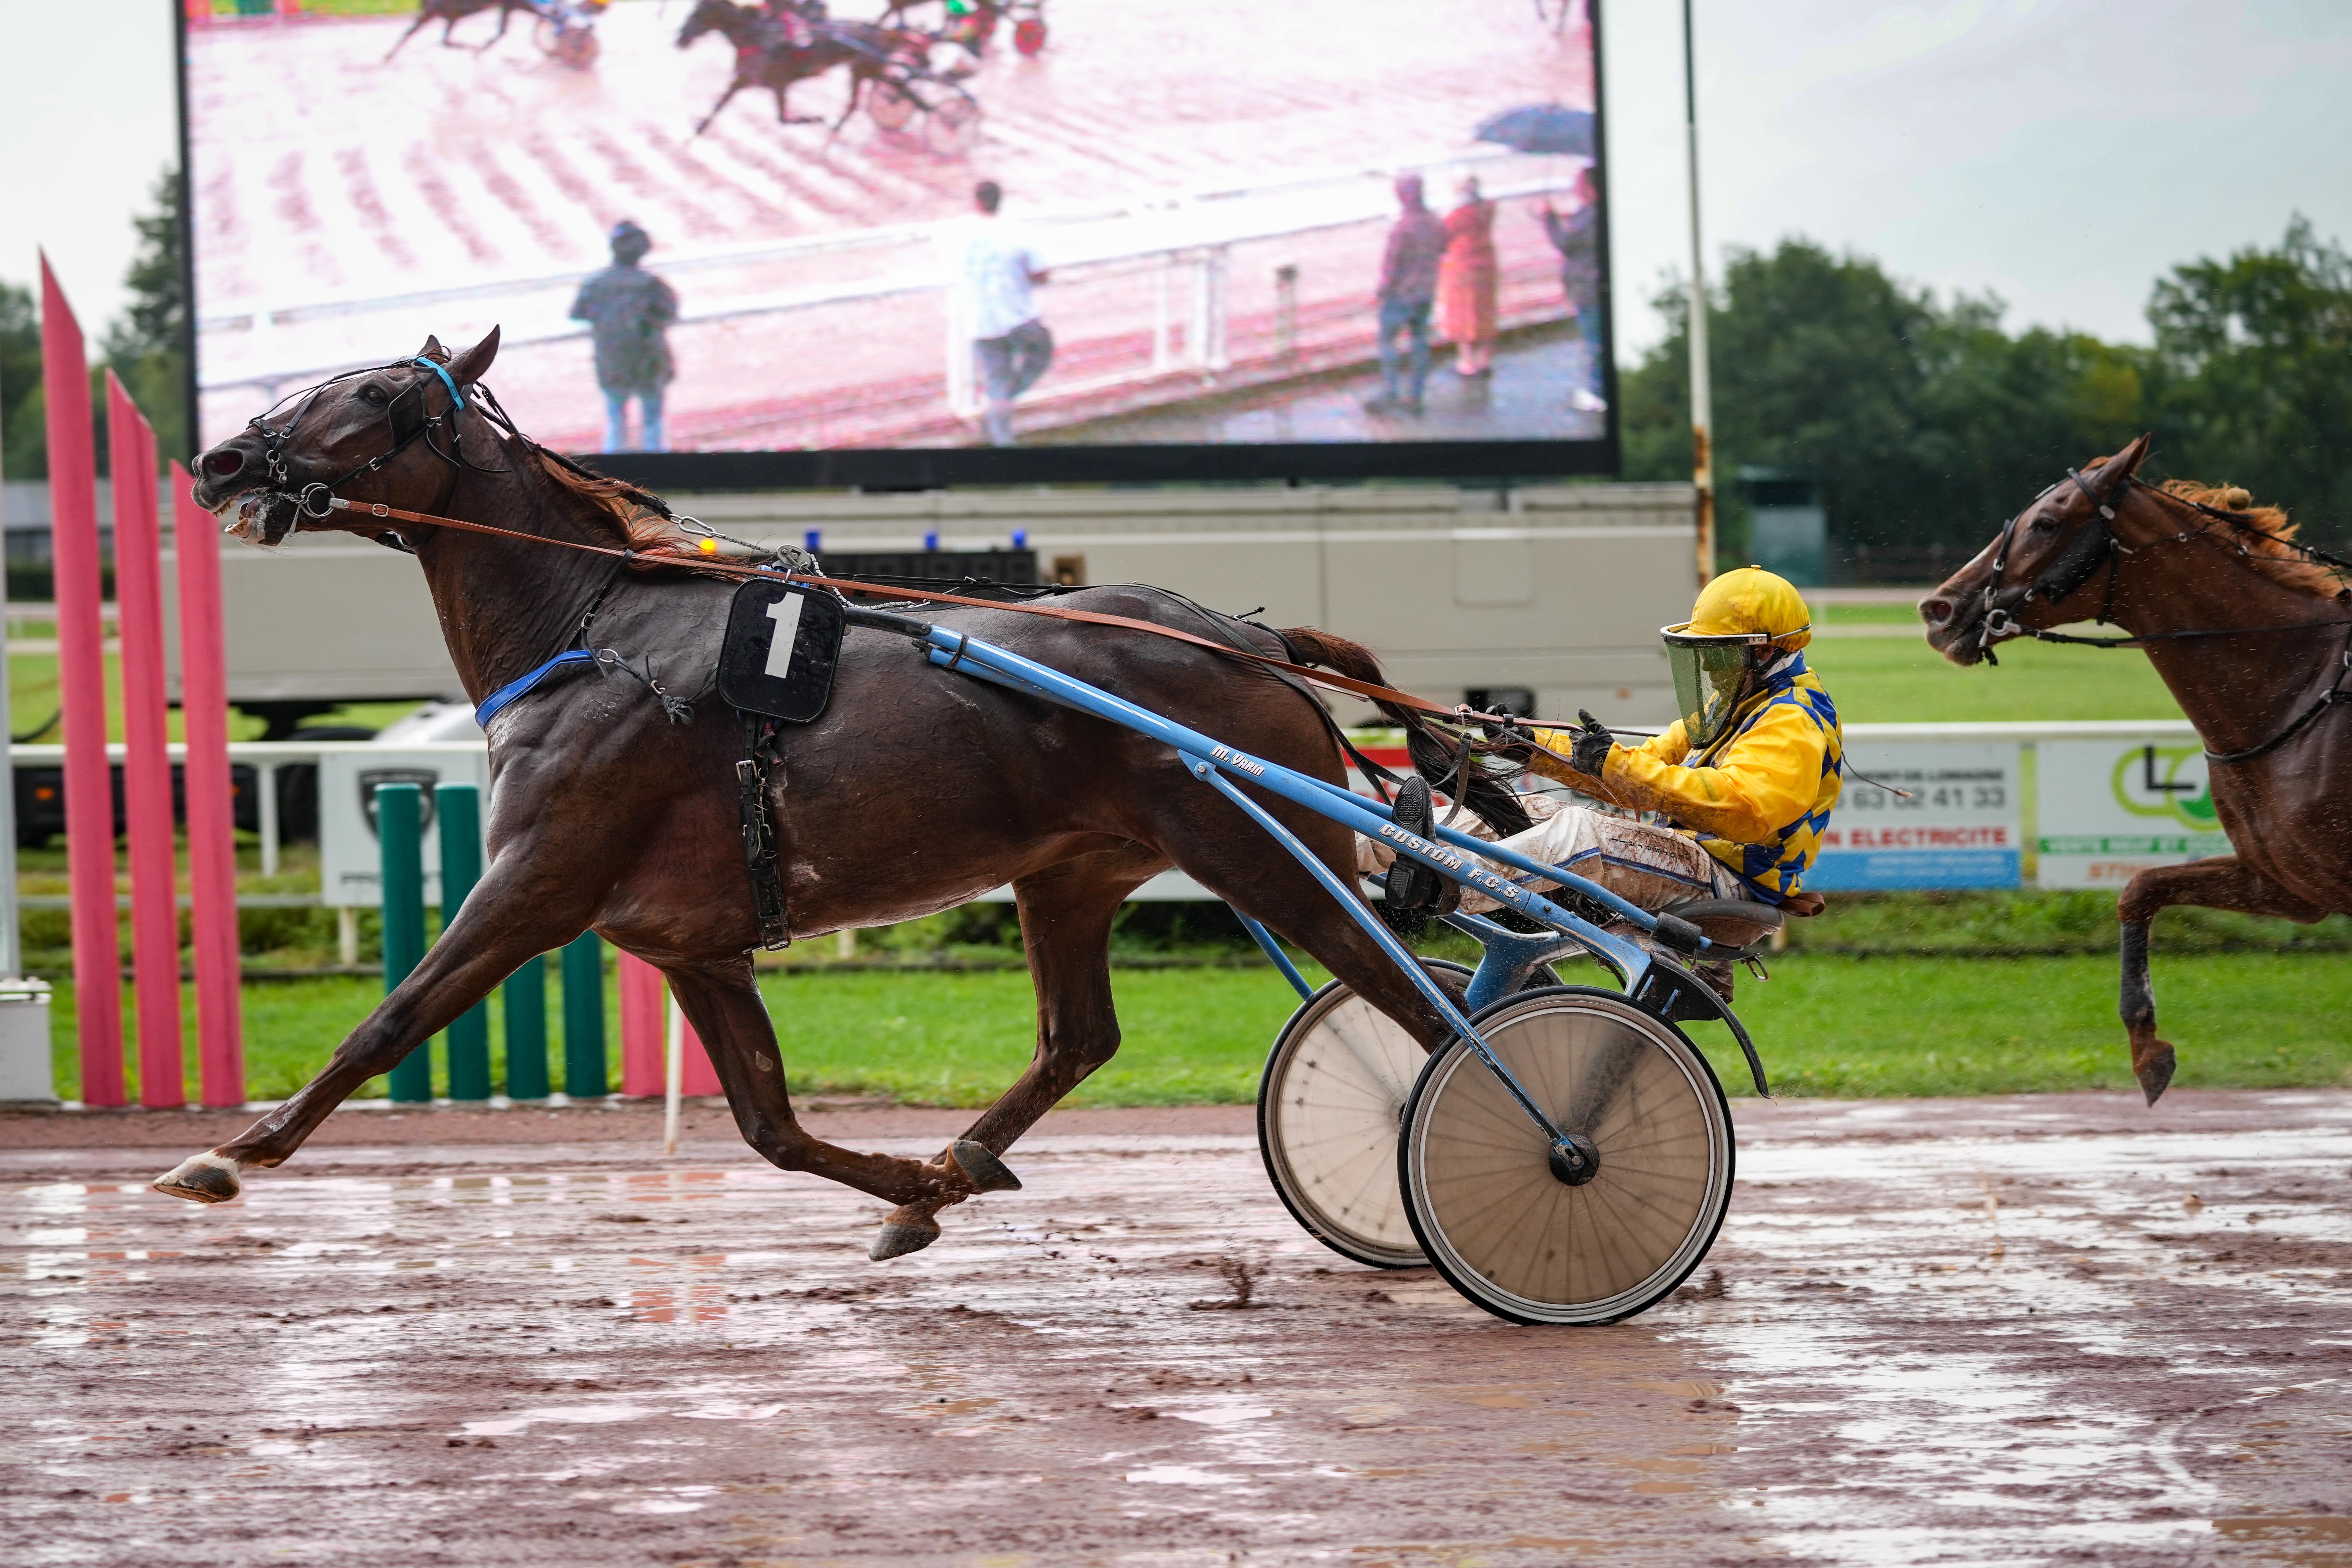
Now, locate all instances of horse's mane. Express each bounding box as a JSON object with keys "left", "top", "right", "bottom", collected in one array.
[
  {"left": 531, "top": 451, "right": 734, "bottom": 577},
  {"left": 2143, "top": 473, "right": 2345, "bottom": 598}
]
